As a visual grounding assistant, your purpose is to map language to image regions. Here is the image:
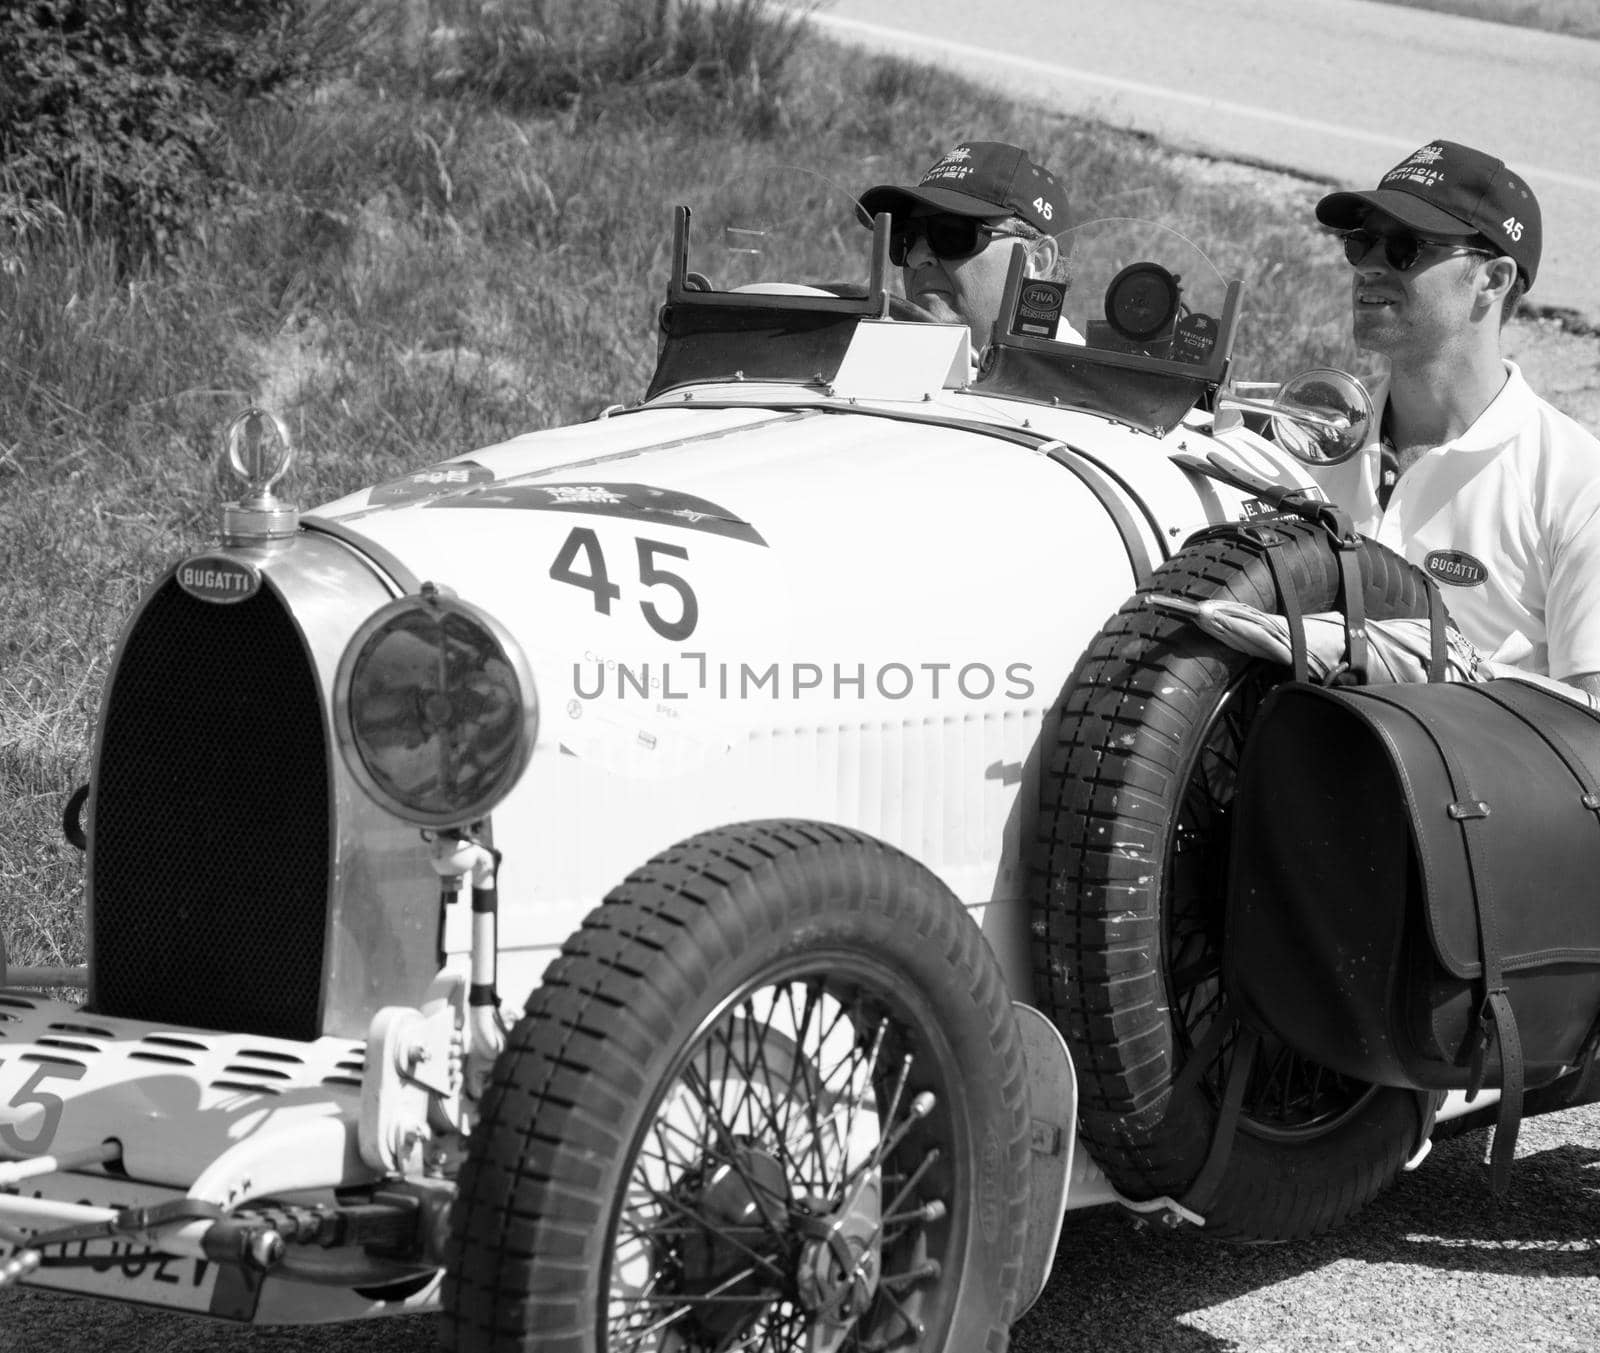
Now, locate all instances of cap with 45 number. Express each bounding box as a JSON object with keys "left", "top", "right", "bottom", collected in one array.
[
  {"left": 1316, "top": 139, "right": 1541, "bottom": 289},
  {"left": 859, "top": 141, "right": 1069, "bottom": 234}
]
